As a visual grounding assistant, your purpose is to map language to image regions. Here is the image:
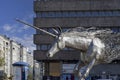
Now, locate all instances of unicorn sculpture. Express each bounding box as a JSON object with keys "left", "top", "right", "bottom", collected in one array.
[
  {"left": 16, "top": 19, "right": 120, "bottom": 80},
  {"left": 46, "top": 27, "right": 120, "bottom": 80}
]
